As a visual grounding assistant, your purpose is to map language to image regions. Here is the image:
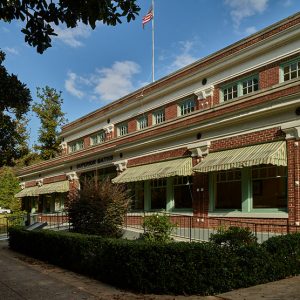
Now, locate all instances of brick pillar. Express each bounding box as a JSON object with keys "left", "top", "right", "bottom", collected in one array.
[
  {"left": 294, "top": 141, "right": 300, "bottom": 225},
  {"left": 287, "top": 139, "right": 296, "bottom": 225}
]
